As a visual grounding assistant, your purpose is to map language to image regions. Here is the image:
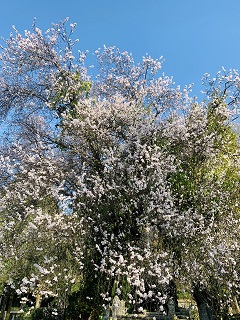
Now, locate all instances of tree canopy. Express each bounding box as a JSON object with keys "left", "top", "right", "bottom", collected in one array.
[{"left": 0, "top": 19, "right": 239, "bottom": 320}]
